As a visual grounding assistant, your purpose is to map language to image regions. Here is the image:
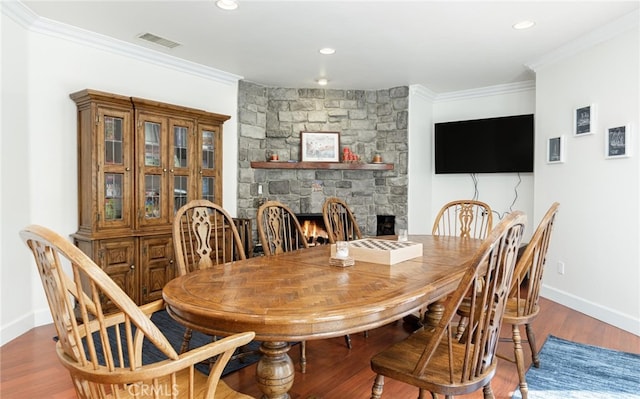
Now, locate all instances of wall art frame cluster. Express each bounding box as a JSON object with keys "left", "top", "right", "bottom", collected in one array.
[{"left": 549, "top": 103, "right": 632, "bottom": 164}]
